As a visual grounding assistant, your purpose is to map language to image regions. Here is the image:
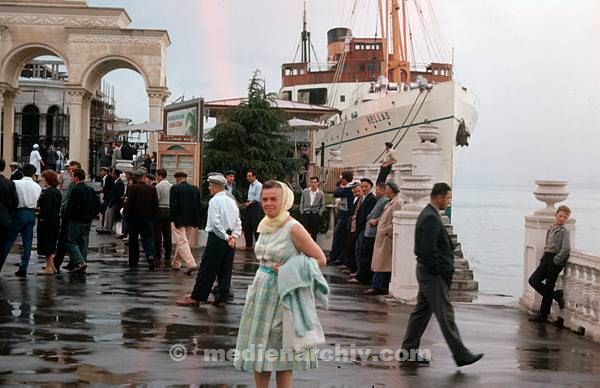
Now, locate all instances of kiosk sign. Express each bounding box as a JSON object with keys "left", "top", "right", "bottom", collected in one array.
[{"left": 166, "top": 106, "right": 198, "bottom": 137}]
